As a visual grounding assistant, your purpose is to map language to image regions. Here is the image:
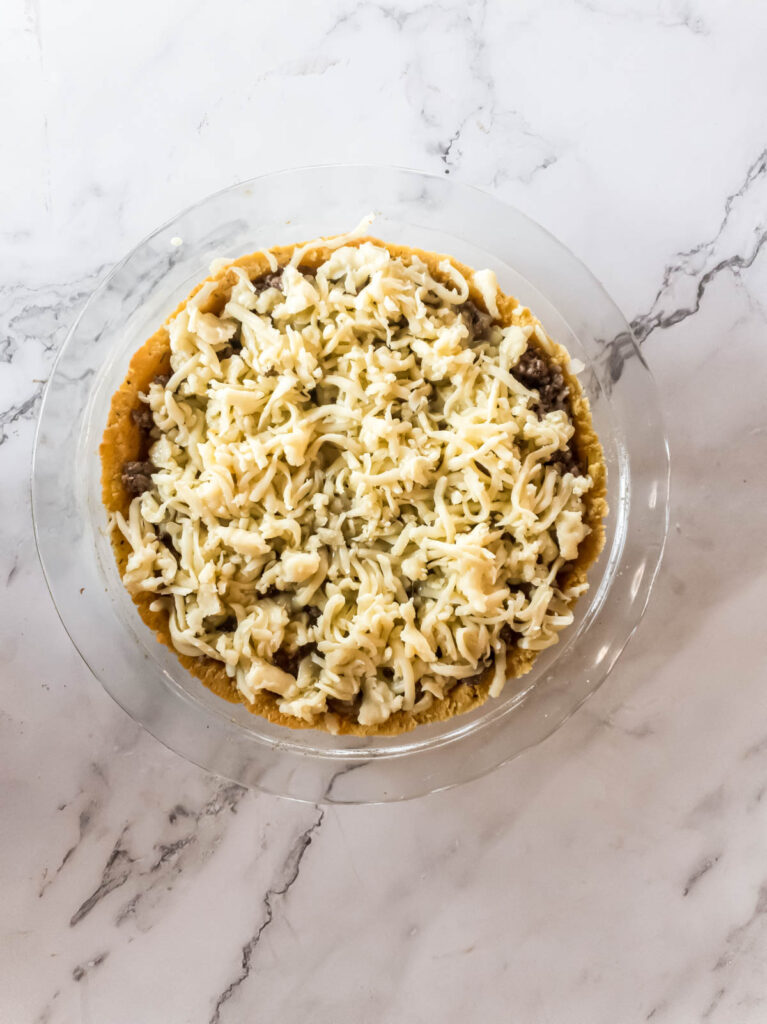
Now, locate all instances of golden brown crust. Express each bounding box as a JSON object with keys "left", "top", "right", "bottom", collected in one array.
[{"left": 100, "top": 237, "right": 607, "bottom": 735}]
